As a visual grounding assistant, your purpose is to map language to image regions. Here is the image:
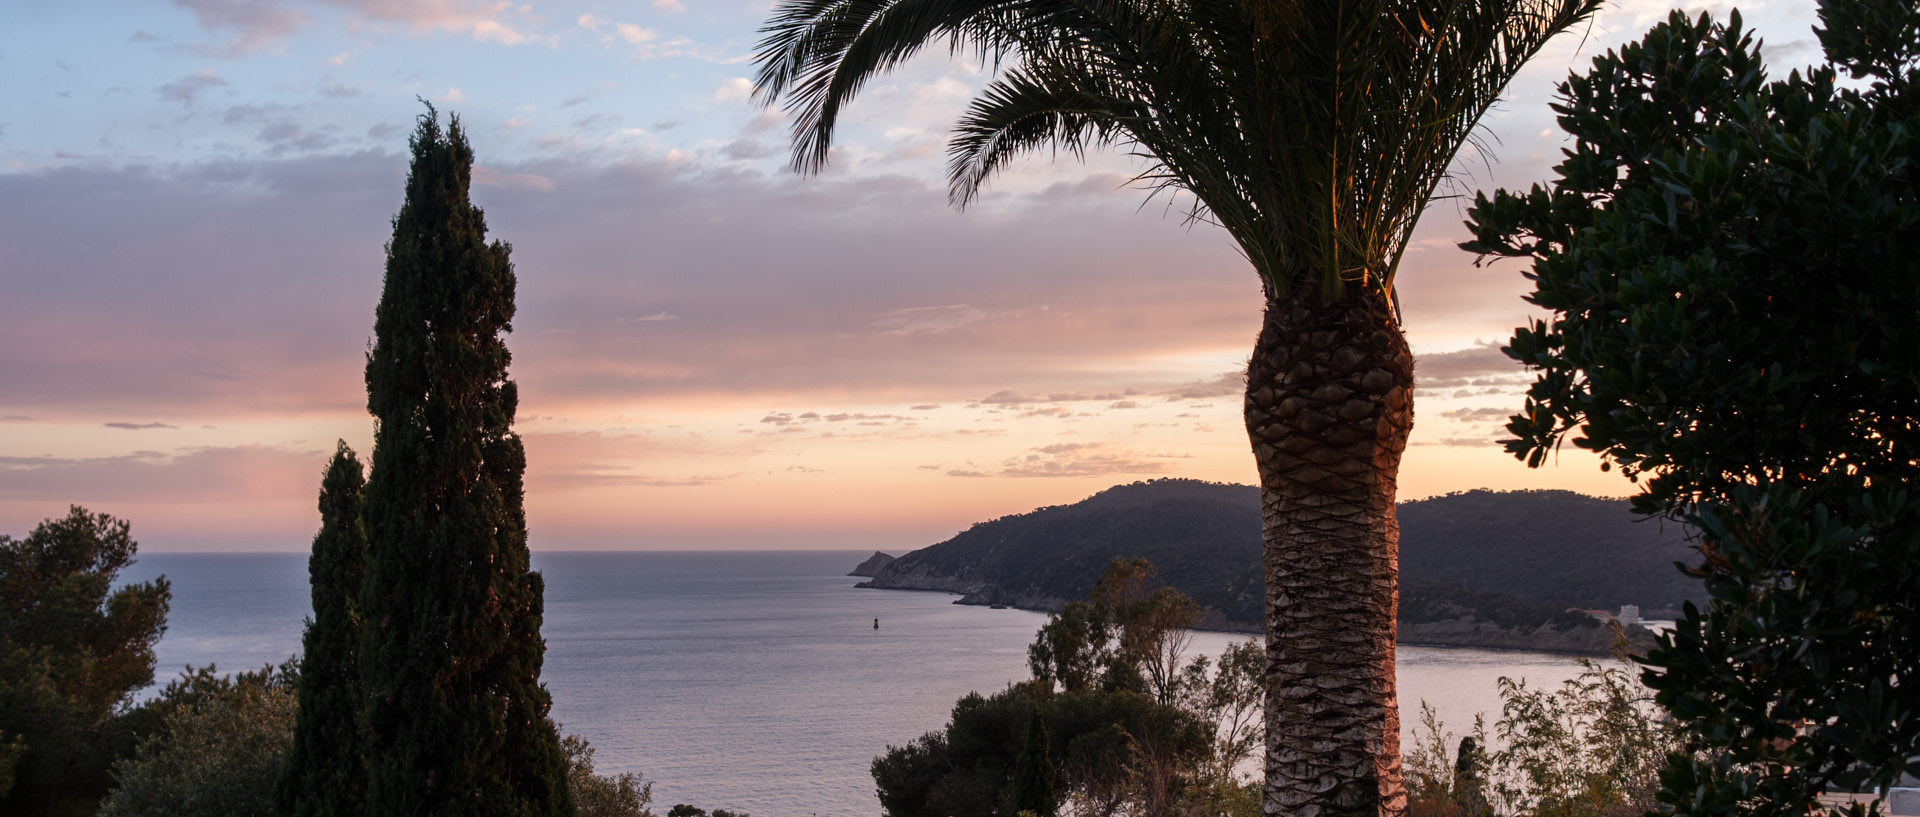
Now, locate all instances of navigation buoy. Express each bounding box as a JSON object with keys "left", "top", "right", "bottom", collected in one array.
[{"left": 873, "top": 618, "right": 880, "bottom": 629}]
